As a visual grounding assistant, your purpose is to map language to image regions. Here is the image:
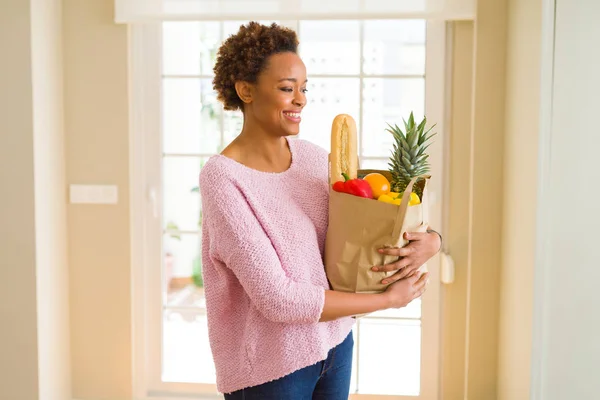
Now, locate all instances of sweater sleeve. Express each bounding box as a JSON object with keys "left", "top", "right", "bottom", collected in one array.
[{"left": 200, "top": 168, "right": 325, "bottom": 324}]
